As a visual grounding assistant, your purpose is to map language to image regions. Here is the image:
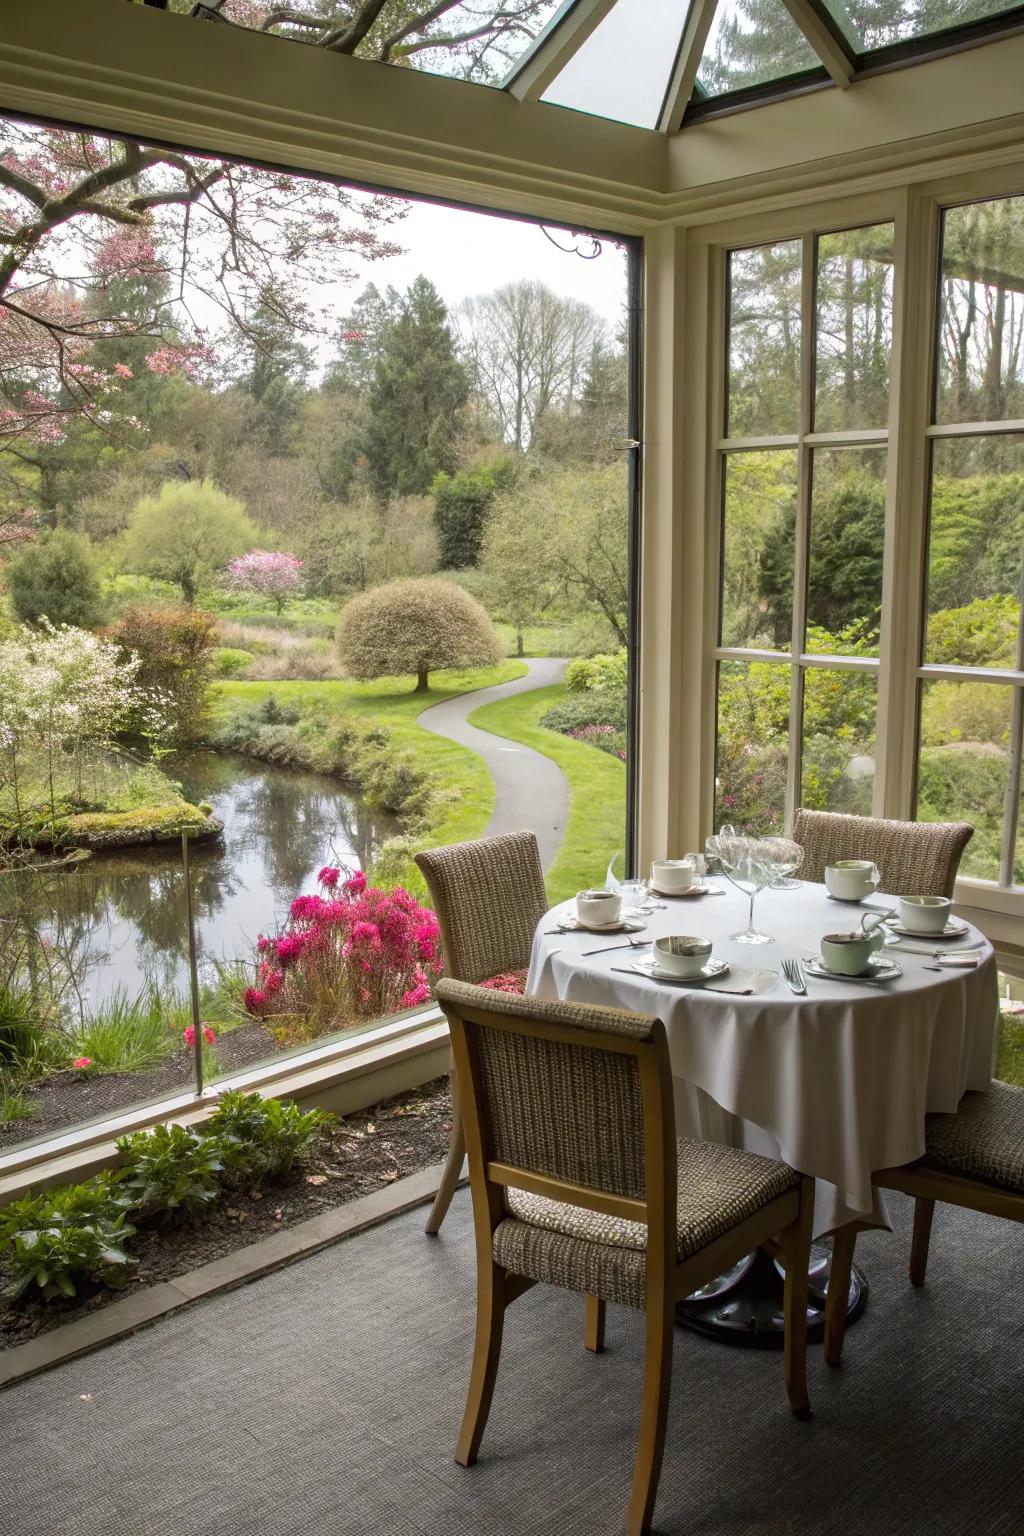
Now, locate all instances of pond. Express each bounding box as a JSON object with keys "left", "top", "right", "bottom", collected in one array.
[{"left": 4, "top": 751, "right": 397, "bottom": 1010}]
